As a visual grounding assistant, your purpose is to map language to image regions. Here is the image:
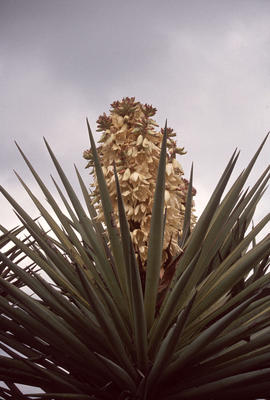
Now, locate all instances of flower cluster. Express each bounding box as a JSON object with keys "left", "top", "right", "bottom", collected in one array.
[{"left": 84, "top": 97, "right": 196, "bottom": 275}]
